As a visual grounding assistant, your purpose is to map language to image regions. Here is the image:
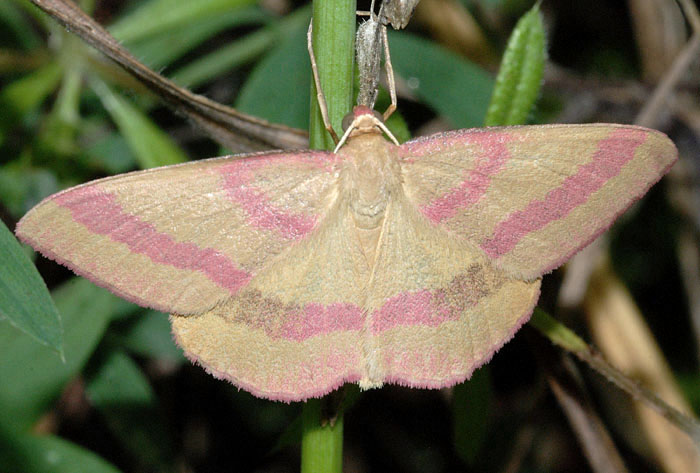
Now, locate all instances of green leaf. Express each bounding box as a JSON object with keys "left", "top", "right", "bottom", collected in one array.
[
  {"left": 234, "top": 20, "right": 311, "bottom": 130},
  {"left": 0, "top": 430, "right": 122, "bottom": 473},
  {"left": 109, "top": 0, "right": 257, "bottom": 44},
  {"left": 453, "top": 368, "right": 493, "bottom": 465},
  {"left": 0, "top": 0, "right": 42, "bottom": 49},
  {"left": 676, "top": 372, "right": 700, "bottom": 415},
  {"left": 0, "top": 163, "right": 59, "bottom": 219},
  {"left": 0, "top": 61, "right": 62, "bottom": 113},
  {"left": 0, "top": 171, "right": 51, "bottom": 217},
  {"left": 40, "top": 64, "right": 83, "bottom": 157},
  {"left": 388, "top": 32, "right": 494, "bottom": 128},
  {"left": 86, "top": 350, "right": 172, "bottom": 469},
  {"left": 80, "top": 123, "right": 138, "bottom": 174},
  {"left": 0, "top": 220, "right": 62, "bottom": 354},
  {"left": 484, "top": 2, "right": 546, "bottom": 126},
  {"left": 0, "top": 278, "right": 116, "bottom": 432},
  {"left": 90, "top": 78, "right": 188, "bottom": 168},
  {"left": 112, "top": 310, "right": 184, "bottom": 363},
  {"left": 126, "top": 6, "right": 269, "bottom": 71},
  {"left": 172, "top": 5, "right": 310, "bottom": 89},
  {"left": 301, "top": 399, "right": 344, "bottom": 473},
  {"left": 0, "top": 62, "right": 62, "bottom": 139}
]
